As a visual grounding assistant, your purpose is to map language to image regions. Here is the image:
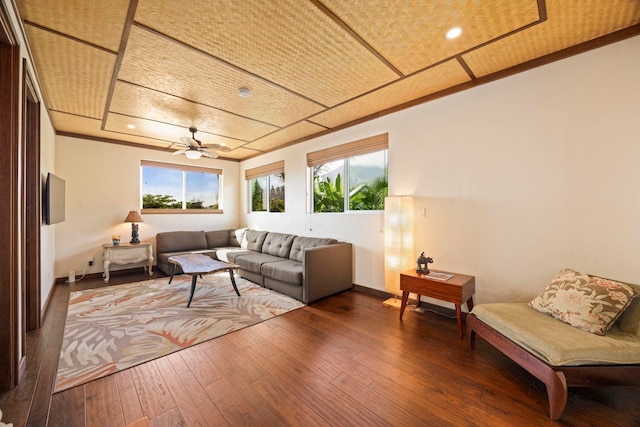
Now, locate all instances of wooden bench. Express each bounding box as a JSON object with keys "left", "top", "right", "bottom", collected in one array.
[{"left": 467, "top": 302, "right": 640, "bottom": 420}]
